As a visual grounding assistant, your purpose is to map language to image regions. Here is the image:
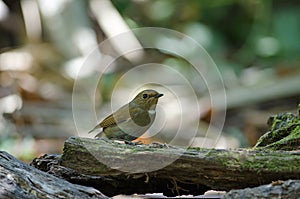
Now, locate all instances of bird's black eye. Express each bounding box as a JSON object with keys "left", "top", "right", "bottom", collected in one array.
[{"left": 142, "top": 94, "right": 148, "bottom": 99}]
